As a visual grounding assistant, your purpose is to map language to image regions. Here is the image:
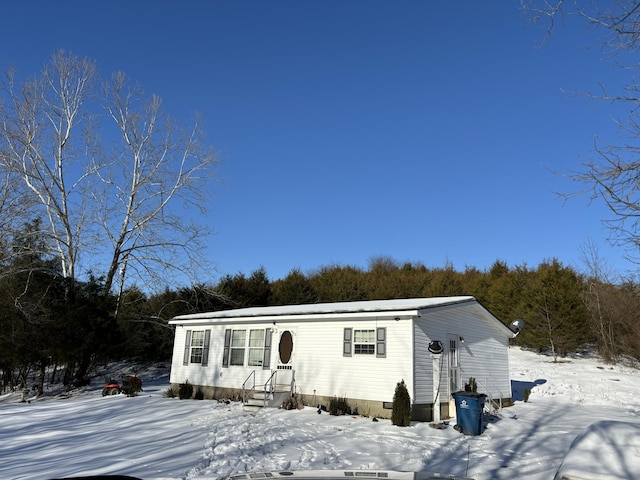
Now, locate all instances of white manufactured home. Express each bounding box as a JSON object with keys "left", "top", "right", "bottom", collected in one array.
[{"left": 168, "top": 296, "right": 516, "bottom": 421}]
